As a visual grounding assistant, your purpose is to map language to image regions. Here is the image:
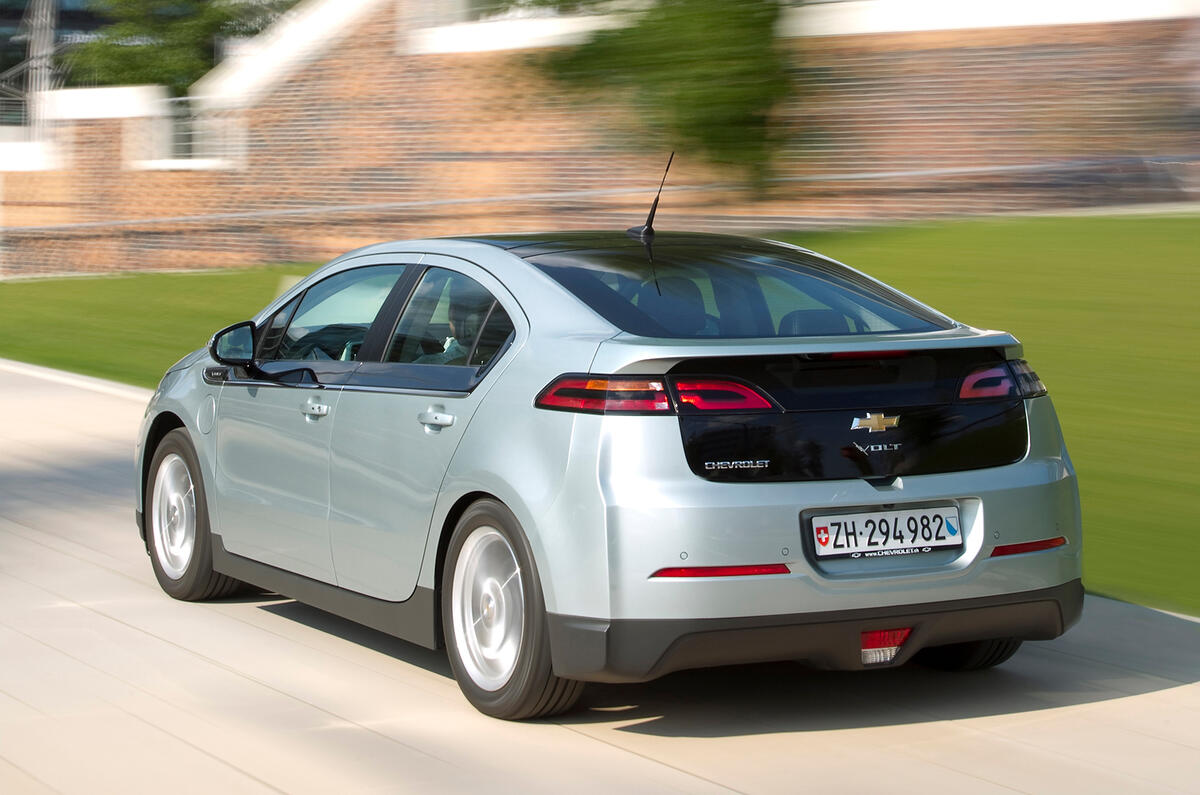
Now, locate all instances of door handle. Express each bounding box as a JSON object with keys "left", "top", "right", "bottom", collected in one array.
[
  {"left": 301, "top": 402, "right": 330, "bottom": 417},
  {"left": 418, "top": 409, "right": 455, "bottom": 429}
]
